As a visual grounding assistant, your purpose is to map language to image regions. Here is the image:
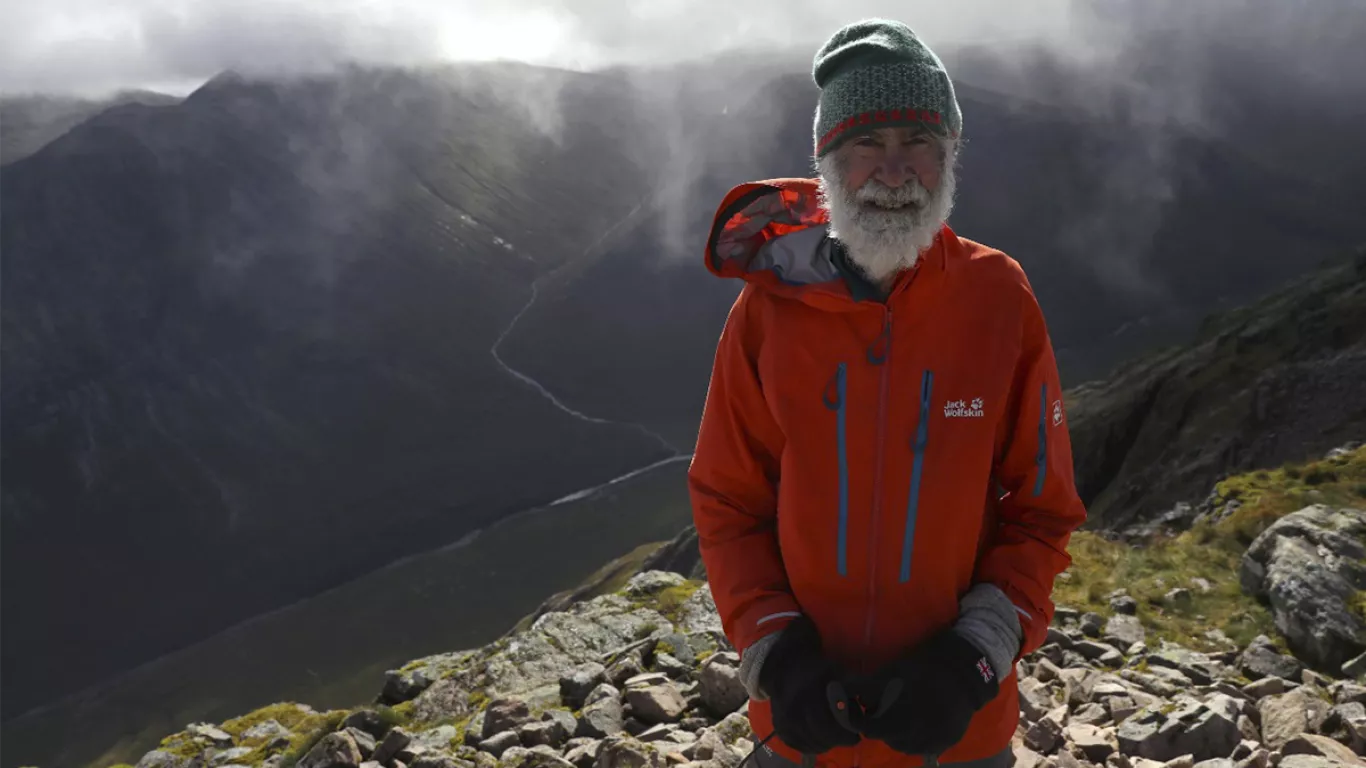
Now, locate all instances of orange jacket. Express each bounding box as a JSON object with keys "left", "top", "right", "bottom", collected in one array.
[{"left": 688, "top": 179, "right": 1087, "bottom": 768}]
